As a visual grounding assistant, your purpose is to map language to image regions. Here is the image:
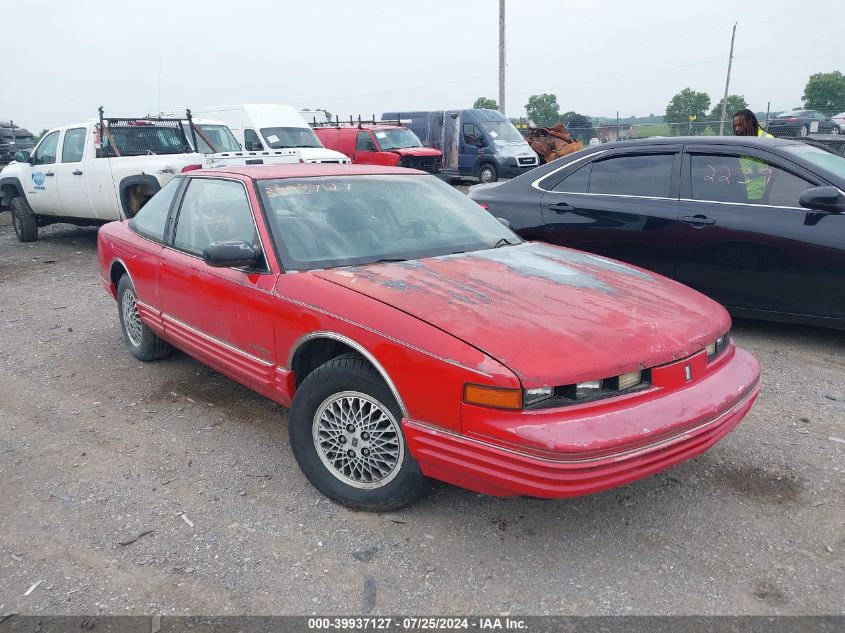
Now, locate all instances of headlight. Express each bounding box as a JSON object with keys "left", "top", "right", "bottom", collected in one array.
[
  {"left": 574, "top": 380, "right": 603, "bottom": 398},
  {"left": 524, "top": 386, "right": 553, "bottom": 406},
  {"left": 706, "top": 333, "right": 729, "bottom": 361}
]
